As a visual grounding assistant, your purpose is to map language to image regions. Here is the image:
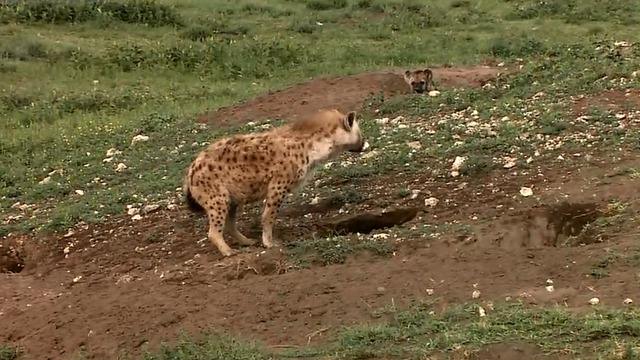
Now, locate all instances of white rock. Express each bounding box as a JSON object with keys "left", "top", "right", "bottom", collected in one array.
[
  {"left": 407, "top": 141, "right": 422, "bottom": 150},
  {"left": 503, "top": 159, "right": 517, "bottom": 169},
  {"left": 72, "top": 276, "right": 82, "bottom": 283},
  {"left": 372, "top": 233, "right": 389, "bottom": 239},
  {"left": 632, "top": 71, "right": 639, "bottom": 78},
  {"left": 497, "top": 62, "right": 505, "bottom": 67},
  {"left": 103, "top": 157, "right": 114, "bottom": 163},
  {"left": 63, "top": 230, "right": 75, "bottom": 238},
  {"left": 588, "top": 297, "right": 600, "bottom": 305},
  {"left": 131, "top": 214, "right": 142, "bottom": 221},
  {"left": 426, "top": 288, "right": 434, "bottom": 296},
  {"left": 106, "top": 148, "right": 121, "bottom": 157},
  {"left": 615, "top": 113, "right": 627, "bottom": 120},
  {"left": 75, "top": 190, "right": 84, "bottom": 196},
  {"left": 362, "top": 141, "right": 370, "bottom": 151},
  {"left": 519, "top": 187, "right": 533, "bottom": 197},
  {"left": 391, "top": 115, "right": 404, "bottom": 123},
  {"left": 115, "top": 163, "right": 128, "bottom": 172},
  {"left": 143, "top": 204, "right": 160, "bottom": 214},
  {"left": 39, "top": 176, "right": 51, "bottom": 185},
  {"left": 472, "top": 290, "right": 481, "bottom": 299},
  {"left": 131, "top": 135, "right": 150, "bottom": 145},
  {"left": 428, "top": 90, "right": 440, "bottom": 97},
  {"left": 500, "top": 116, "right": 510, "bottom": 122},
  {"left": 624, "top": 298, "right": 633, "bottom": 305},
  {"left": 451, "top": 156, "right": 466, "bottom": 170},
  {"left": 310, "top": 196, "right": 320, "bottom": 205},
  {"left": 375, "top": 117, "right": 389, "bottom": 125},
  {"left": 409, "top": 189, "right": 421, "bottom": 199},
  {"left": 63, "top": 246, "right": 70, "bottom": 254},
  {"left": 478, "top": 306, "right": 486, "bottom": 317},
  {"left": 127, "top": 207, "right": 139, "bottom": 216},
  {"left": 424, "top": 197, "right": 439, "bottom": 207},
  {"left": 545, "top": 285, "right": 555, "bottom": 292}
]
